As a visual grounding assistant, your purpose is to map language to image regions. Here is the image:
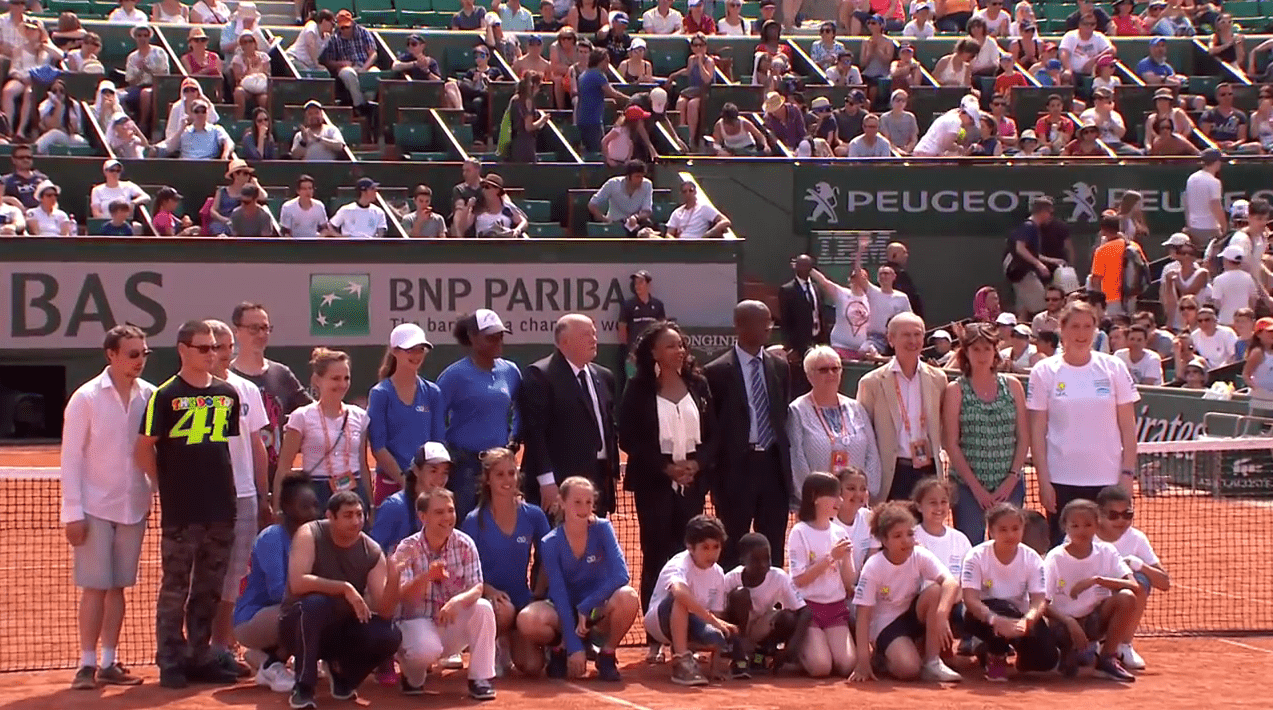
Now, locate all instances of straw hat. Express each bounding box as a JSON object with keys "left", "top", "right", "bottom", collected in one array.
[
  {"left": 225, "top": 158, "right": 255, "bottom": 179},
  {"left": 763, "top": 91, "right": 784, "bottom": 114}
]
